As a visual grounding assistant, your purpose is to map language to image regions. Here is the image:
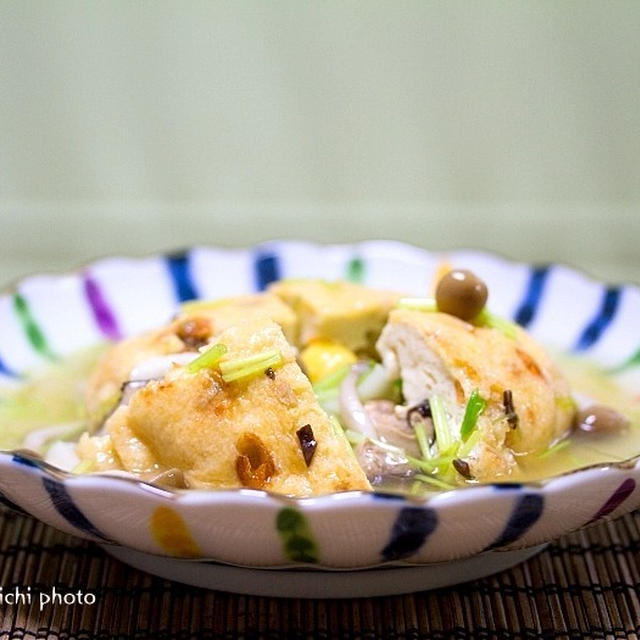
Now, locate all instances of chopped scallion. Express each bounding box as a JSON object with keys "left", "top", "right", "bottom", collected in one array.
[
  {"left": 312, "top": 363, "right": 352, "bottom": 392},
  {"left": 219, "top": 349, "right": 279, "bottom": 373},
  {"left": 474, "top": 309, "right": 518, "bottom": 339},
  {"left": 430, "top": 394, "right": 454, "bottom": 454},
  {"left": 221, "top": 352, "right": 282, "bottom": 383},
  {"left": 397, "top": 297, "right": 437, "bottom": 312},
  {"left": 186, "top": 343, "right": 228, "bottom": 373},
  {"left": 537, "top": 439, "right": 570, "bottom": 459},
  {"left": 344, "top": 429, "right": 365, "bottom": 445},
  {"left": 413, "top": 474, "right": 456, "bottom": 490},
  {"left": 555, "top": 395, "right": 577, "bottom": 412},
  {"left": 71, "top": 459, "right": 94, "bottom": 475},
  {"left": 410, "top": 480, "right": 423, "bottom": 496},
  {"left": 459, "top": 389, "right": 486, "bottom": 441},
  {"left": 391, "top": 378, "right": 403, "bottom": 404},
  {"left": 405, "top": 453, "right": 455, "bottom": 474},
  {"left": 180, "top": 298, "right": 227, "bottom": 313},
  {"left": 457, "top": 429, "right": 481, "bottom": 458},
  {"left": 412, "top": 420, "right": 432, "bottom": 461}
]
